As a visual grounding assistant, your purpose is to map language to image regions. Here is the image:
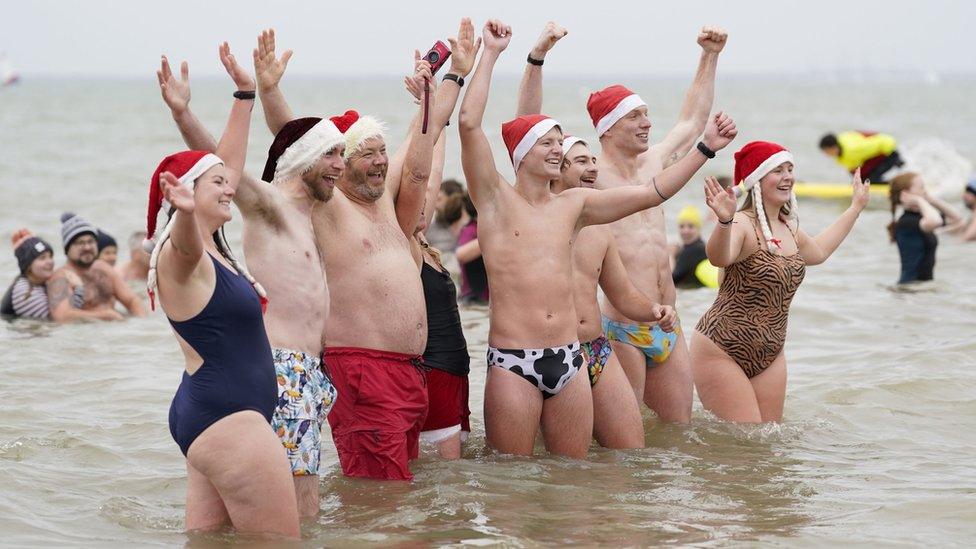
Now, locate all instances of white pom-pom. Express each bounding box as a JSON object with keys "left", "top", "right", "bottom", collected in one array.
[{"left": 142, "top": 238, "right": 155, "bottom": 253}]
